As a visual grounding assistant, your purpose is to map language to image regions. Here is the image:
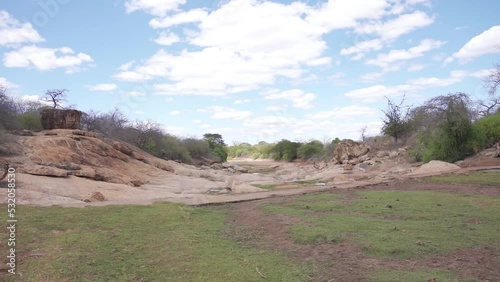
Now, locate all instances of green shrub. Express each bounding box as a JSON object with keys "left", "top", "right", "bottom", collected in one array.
[
  {"left": 272, "top": 139, "right": 301, "bottom": 161},
  {"left": 297, "top": 140, "right": 324, "bottom": 160},
  {"left": 19, "top": 112, "right": 43, "bottom": 130},
  {"left": 475, "top": 113, "right": 500, "bottom": 147}
]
